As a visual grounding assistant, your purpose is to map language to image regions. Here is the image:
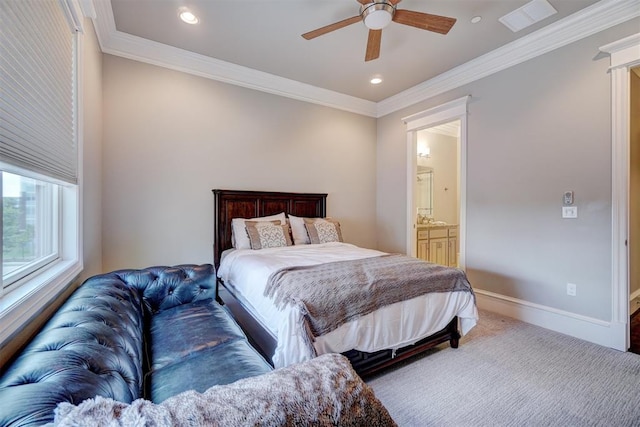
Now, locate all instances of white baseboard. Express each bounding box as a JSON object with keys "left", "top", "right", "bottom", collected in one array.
[
  {"left": 475, "top": 289, "right": 627, "bottom": 352},
  {"left": 630, "top": 288, "right": 640, "bottom": 302}
]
